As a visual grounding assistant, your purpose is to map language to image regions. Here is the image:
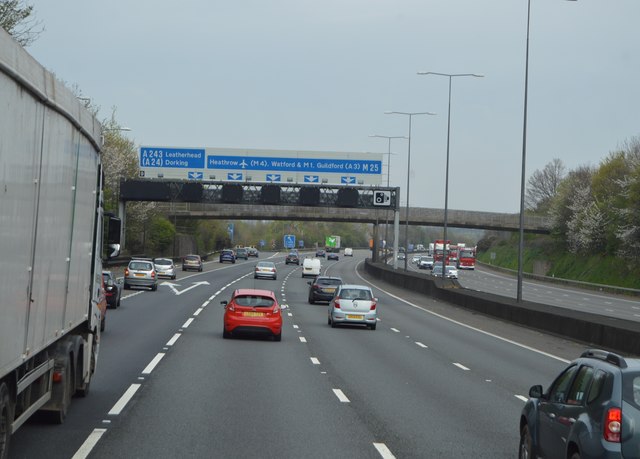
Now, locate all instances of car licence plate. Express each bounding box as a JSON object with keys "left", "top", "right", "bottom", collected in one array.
[
  {"left": 135, "top": 273, "right": 145, "bottom": 277},
  {"left": 324, "top": 288, "right": 335, "bottom": 293},
  {"left": 347, "top": 314, "right": 363, "bottom": 320},
  {"left": 243, "top": 312, "right": 265, "bottom": 317}
]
